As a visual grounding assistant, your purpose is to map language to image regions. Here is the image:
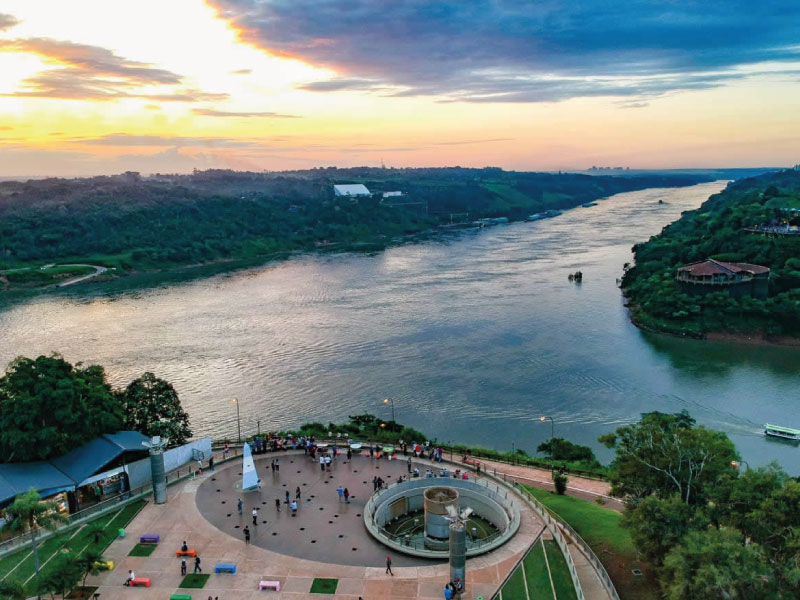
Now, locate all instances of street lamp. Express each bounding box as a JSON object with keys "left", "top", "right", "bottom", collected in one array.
[
  {"left": 383, "top": 397, "right": 396, "bottom": 423},
  {"left": 232, "top": 398, "right": 241, "bottom": 443},
  {"left": 540, "top": 416, "right": 554, "bottom": 440},
  {"left": 731, "top": 460, "right": 750, "bottom": 472}
]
